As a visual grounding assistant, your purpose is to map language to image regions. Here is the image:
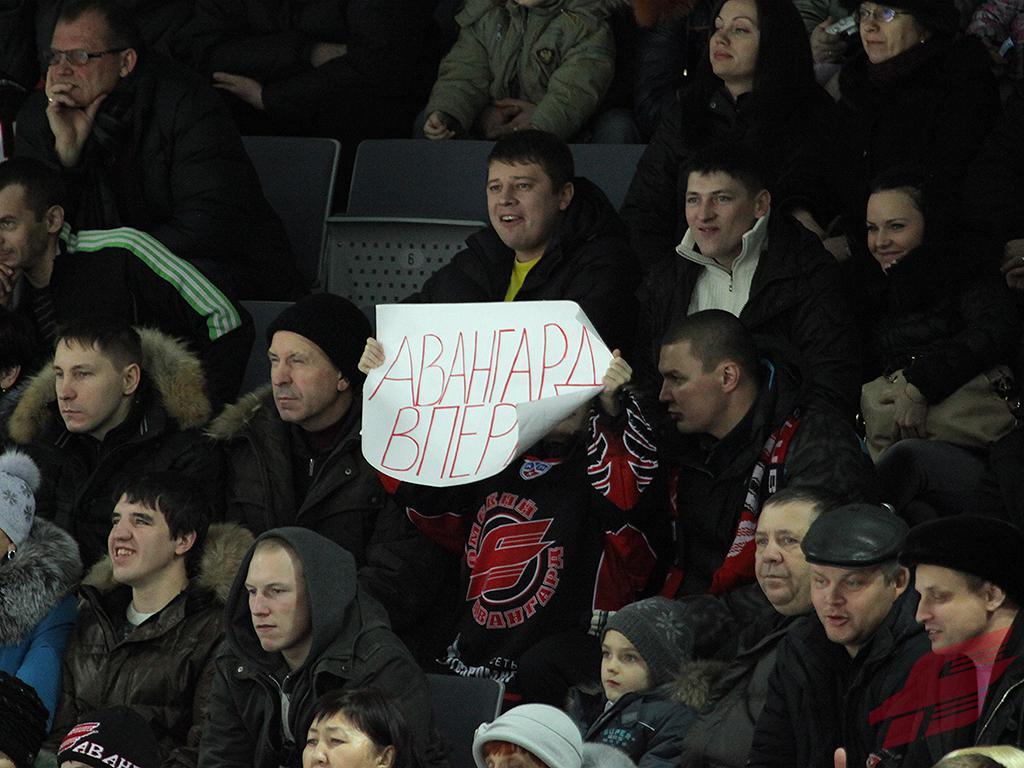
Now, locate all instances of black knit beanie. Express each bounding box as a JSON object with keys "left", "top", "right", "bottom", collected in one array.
[
  {"left": 266, "top": 294, "right": 372, "bottom": 386},
  {"left": 0, "top": 672, "right": 48, "bottom": 768}
]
